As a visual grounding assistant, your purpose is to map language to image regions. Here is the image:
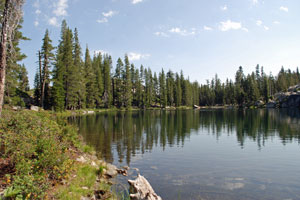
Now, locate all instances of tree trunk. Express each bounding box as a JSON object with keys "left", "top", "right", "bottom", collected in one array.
[
  {"left": 41, "top": 53, "right": 48, "bottom": 109},
  {"left": 0, "top": 0, "right": 11, "bottom": 117},
  {"left": 38, "top": 51, "right": 43, "bottom": 107}
]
